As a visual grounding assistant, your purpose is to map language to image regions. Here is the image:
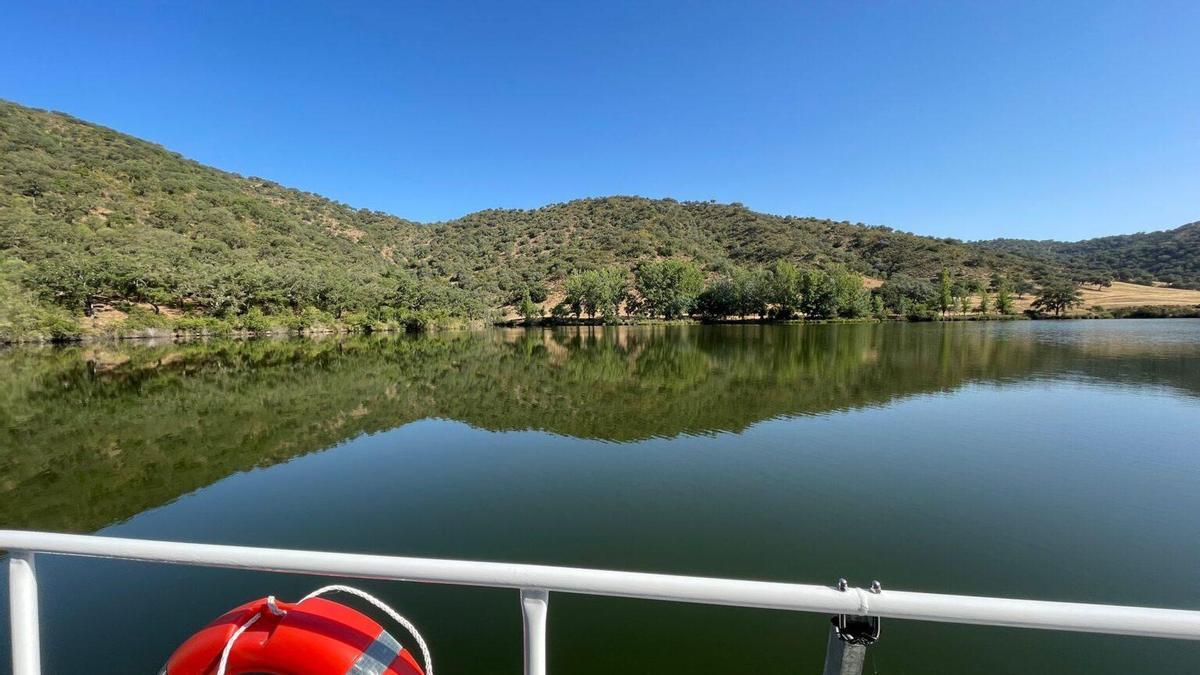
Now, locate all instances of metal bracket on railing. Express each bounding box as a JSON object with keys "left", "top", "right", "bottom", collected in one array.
[
  {"left": 832, "top": 579, "right": 881, "bottom": 646},
  {"left": 832, "top": 613, "right": 880, "bottom": 646},
  {"left": 822, "top": 579, "right": 881, "bottom": 675}
]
